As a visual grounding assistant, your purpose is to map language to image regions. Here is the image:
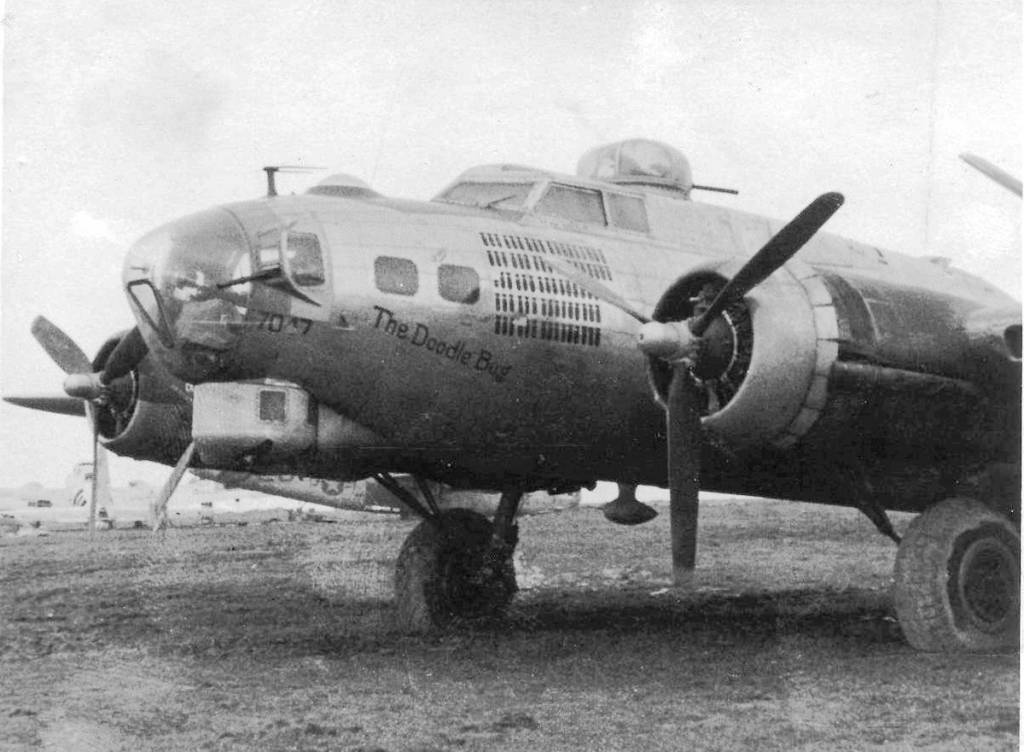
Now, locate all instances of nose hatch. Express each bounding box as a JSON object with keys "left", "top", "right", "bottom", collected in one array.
[{"left": 123, "top": 208, "right": 252, "bottom": 381}]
